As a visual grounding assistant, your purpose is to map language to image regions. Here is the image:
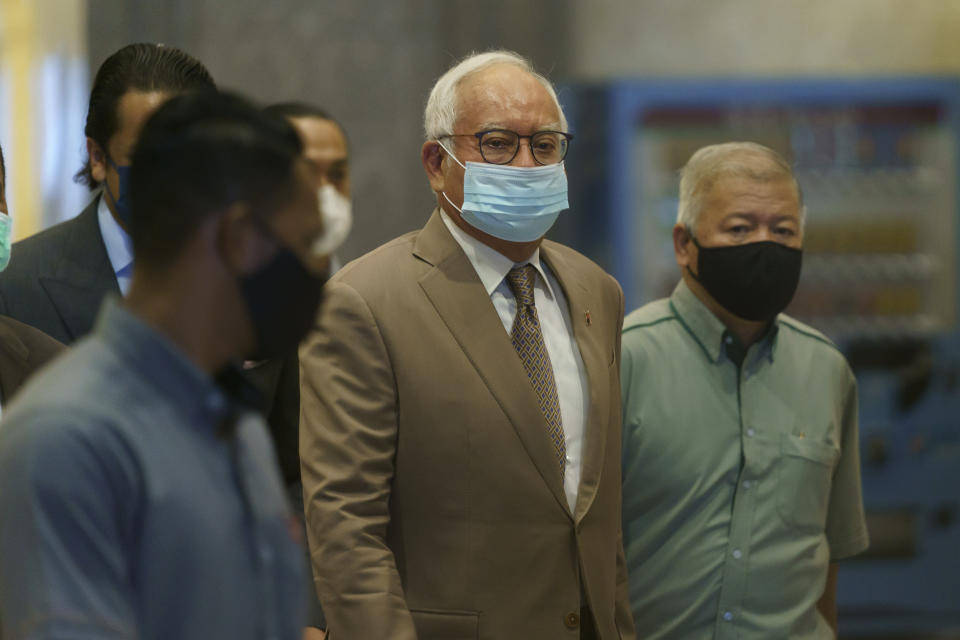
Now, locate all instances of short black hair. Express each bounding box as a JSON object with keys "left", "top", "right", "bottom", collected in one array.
[
  {"left": 264, "top": 101, "right": 348, "bottom": 149},
  {"left": 129, "top": 91, "right": 303, "bottom": 272},
  {"left": 264, "top": 101, "right": 333, "bottom": 122},
  {"left": 76, "top": 43, "right": 216, "bottom": 189}
]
